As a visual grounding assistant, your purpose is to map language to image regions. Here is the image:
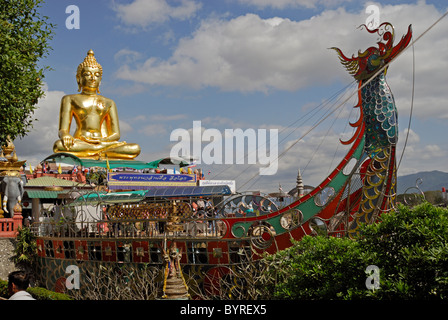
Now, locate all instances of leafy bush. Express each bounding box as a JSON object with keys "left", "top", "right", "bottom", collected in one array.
[
  {"left": 397, "top": 190, "right": 445, "bottom": 207},
  {"left": 0, "top": 280, "right": 7, "bottom": 298},
  {"left": 262, "top": 236, "right": 369, "bottom": 299},
  {"left": 359, "top": 202, "right": 448, "bottom": 299},
  {"left": 27, "top": 286, "right": 72, "bottom": 300},
  {"left": 13, "top": 227, "right": 37, "bottom": 268},
  {"left": 0, "top": 279, "right": 72, "bottom": 300},
  {"left": 262, "top": 202, "right": 448, "bottom": 300}
]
